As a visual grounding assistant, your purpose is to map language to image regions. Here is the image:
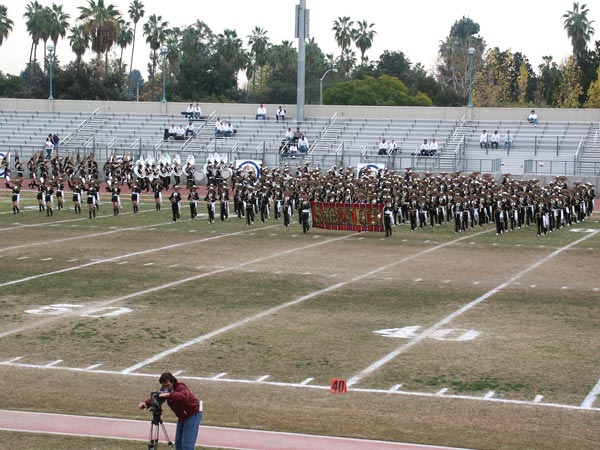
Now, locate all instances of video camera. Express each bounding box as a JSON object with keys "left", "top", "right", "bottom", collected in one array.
[{"left": 147, "top": 390, "right": 166, "bottom": 424}]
